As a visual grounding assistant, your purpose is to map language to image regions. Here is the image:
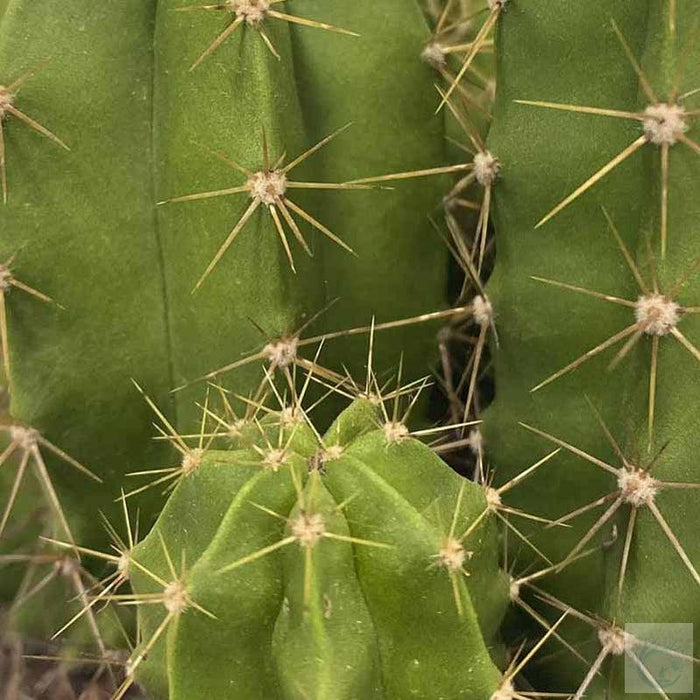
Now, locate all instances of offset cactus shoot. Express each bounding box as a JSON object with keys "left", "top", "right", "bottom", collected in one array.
[{"left": 0, "top": 1, "right": 697, "bottom": 699}]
